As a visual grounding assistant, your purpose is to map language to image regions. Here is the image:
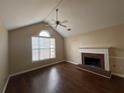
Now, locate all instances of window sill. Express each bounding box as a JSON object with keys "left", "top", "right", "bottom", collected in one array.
[{"left": 32, "top": 57, "right": 56, "bottom": 63}]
